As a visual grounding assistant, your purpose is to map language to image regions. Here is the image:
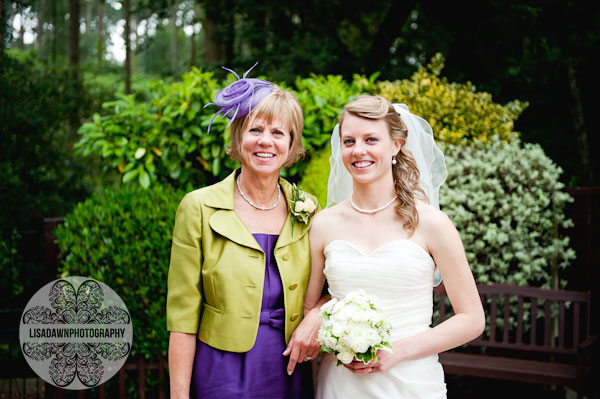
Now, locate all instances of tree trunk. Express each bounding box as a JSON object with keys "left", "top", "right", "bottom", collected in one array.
[
  {"left": 85, "top": 0, "right": 91, "bottom": 32},
  {"left": 190, "top": 30, "right": 196, "bottom": 67},
  {"left": 203, "top": 4, "right": 223, "bottom": 64},
  {"left": 68, "top": 0, "right": 80, "bottom": 72},
  {"left": 97, "top": 0, "right": 103, "bottom": 68},
  {"left": 124, "top": 0, "right": 131, "bottom": 94},
  {"left": 131, "top": 15, "right": 137, "bottom": 71},
  {"left": 567, "top": 62, "right": 593, "bottom": 183},
  {"left": 36, "top": 0, "right": 44, "bottom": 51},
  {"left": 51, "top": 0, "right": 56, "bottom": 64},
  {"left": 171, "top": 0, "right": 178, "bottom": 77},
  {"left": 223, "top": 0, "right": 233, "bottom": 64},
  {"left": 17, "top": 4, "right": 24, "bottom": 49},
  {"left": 0, "top": 0, "right": 5, "bottom": 46},
  {"left": 9, "top": 3, "right": 15, "bottom": 47}
]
